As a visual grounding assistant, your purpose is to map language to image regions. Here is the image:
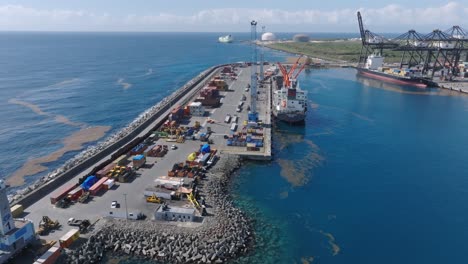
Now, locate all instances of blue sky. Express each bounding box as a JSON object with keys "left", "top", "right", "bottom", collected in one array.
[{"left": 0, "top": 1, "right": 466, "bottom": 32}]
